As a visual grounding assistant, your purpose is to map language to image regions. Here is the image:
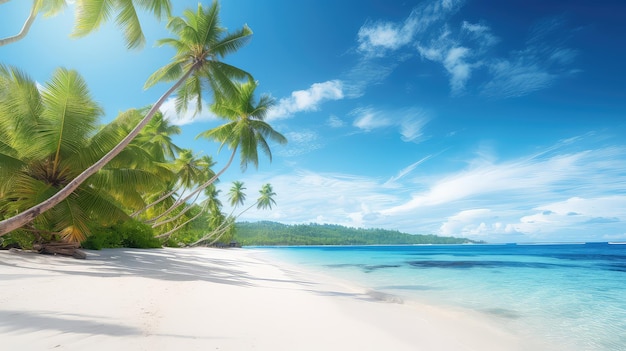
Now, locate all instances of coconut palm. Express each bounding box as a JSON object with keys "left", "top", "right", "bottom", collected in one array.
[
  {"left": 153, "top": 183, "right": 221, "bottom": 240},
  {"left": 145, "top": 152, "right": 214, "bottom": 224},
  {"left": 228, "top": 181, "right": 247, "bottom": 208},
  {"left": 0, "top": 66, "right": 162, "bottom": 242},
  {"left": 190, "top": 183, "right": 277, "bottom": 247},
  {"left": 0, "top": 2, "right": 252, "bottom": 236},
  {"left": 134, "top": 111, "right": 182, "bottom": 162},
  {"left": 156, "top": 78, "right": 287, "bottom": 220},
  {"left": 0, "top": 0, "right": 172, "bottom": 48}
]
